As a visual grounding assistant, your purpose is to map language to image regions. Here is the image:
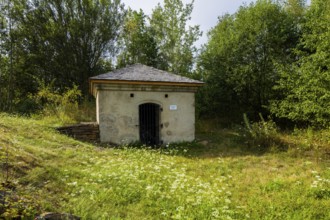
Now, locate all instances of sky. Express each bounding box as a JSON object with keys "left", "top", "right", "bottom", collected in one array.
[{"left": 120, "top": 0, "right": 257, "bottom": 46}]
